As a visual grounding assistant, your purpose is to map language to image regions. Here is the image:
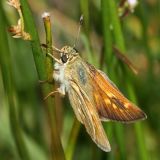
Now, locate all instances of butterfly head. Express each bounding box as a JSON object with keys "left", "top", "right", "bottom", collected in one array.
[{"left": 59, "top": 46, "right": 79, "bottom": 64}]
